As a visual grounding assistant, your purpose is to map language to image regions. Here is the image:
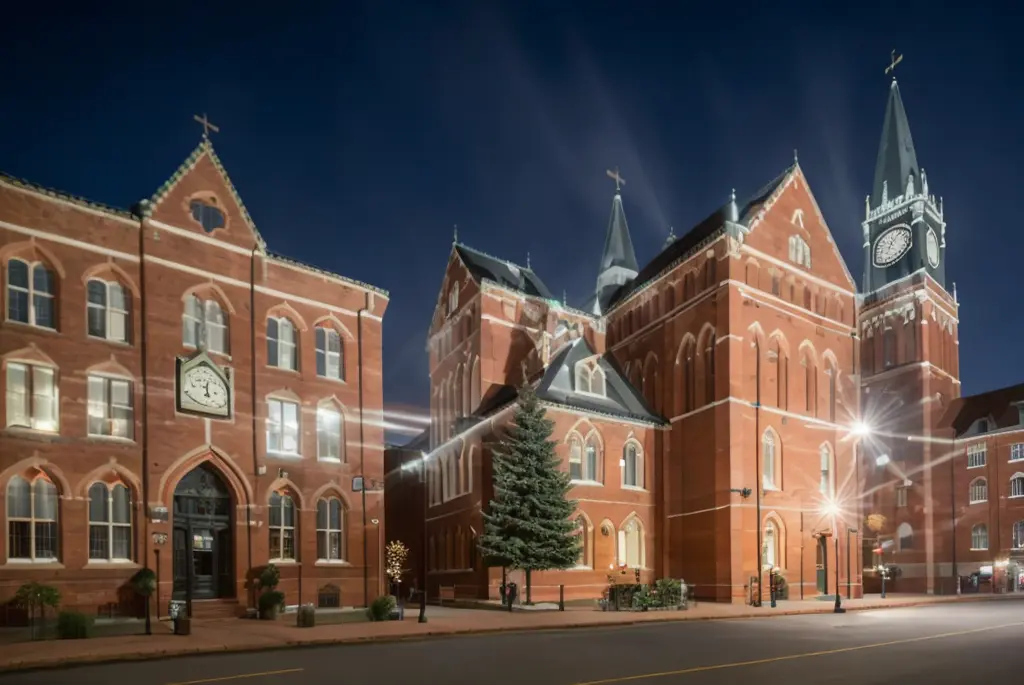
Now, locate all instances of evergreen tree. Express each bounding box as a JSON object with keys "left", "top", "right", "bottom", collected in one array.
[{"left": 478, "top": 383, "right": 580, "bottom": 603}]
